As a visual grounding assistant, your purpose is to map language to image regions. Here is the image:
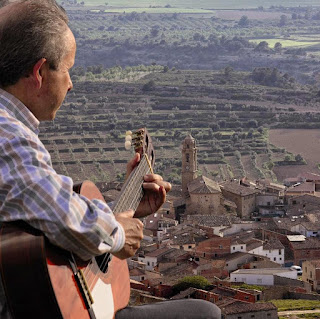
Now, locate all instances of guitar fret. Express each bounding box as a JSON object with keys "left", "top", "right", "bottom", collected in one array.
[{"left": 113, "top": 157, "right": 151, "bottom": 214}]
